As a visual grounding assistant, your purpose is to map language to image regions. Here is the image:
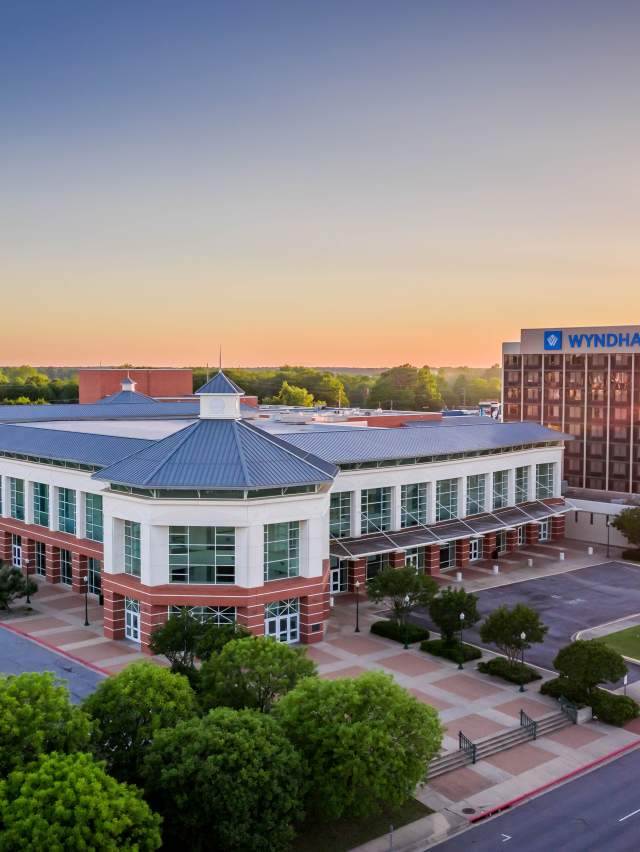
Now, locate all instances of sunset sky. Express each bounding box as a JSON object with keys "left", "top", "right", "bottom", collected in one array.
[{"left": 2, "top": 1, "right": 639, "bottom": 368}]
